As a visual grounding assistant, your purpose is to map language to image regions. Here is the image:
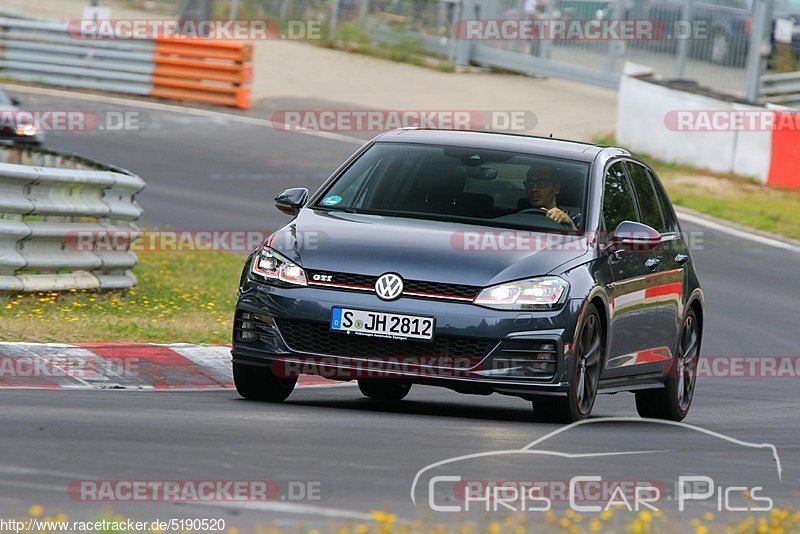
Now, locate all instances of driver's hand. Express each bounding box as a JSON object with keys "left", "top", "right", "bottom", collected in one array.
[{"left": 546, "top": 207, "right": 576, "bottom": 230}]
